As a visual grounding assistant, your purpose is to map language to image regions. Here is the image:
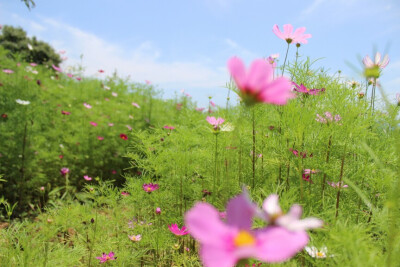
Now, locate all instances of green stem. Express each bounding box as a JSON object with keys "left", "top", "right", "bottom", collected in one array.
[
  {"left": 213, "top": 134, "right": 218, "bottom": 204},
  {"left": 281, "top": 43, "right": 290, "bottom": 76},
  {"left": 335, "top": 145, "right": 347, "bottom": 218},
  {"left": 321, "top": 135, "right": 332, "bottom": 205},
  {"left": 252, "top": 107, "right": 256, "bottom": 188}
]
